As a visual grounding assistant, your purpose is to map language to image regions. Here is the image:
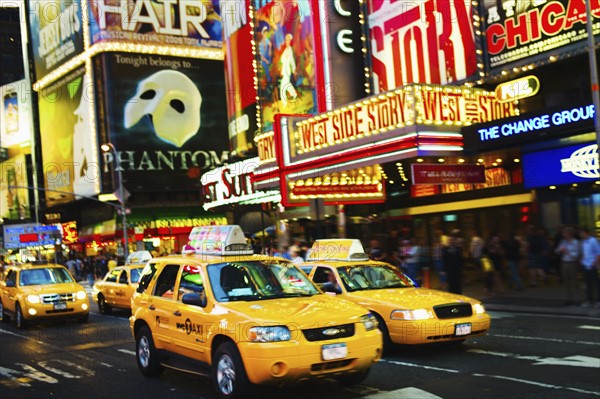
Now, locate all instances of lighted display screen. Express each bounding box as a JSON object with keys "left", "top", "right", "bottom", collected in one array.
[
  {"left": 1, "top": 80, "right": 33, "bottom": 148},
  {"left": 523, "top": 143, "right": 599, "bottom": 188},
  {"left": 480, "top": 0, "right": 600, "bottom": 72},
  {"left": 366, "top": 0, "right": 477, "bottom": 92},
  {"left": 28, "top": 0, "right": 85, "bottom": 79}
]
